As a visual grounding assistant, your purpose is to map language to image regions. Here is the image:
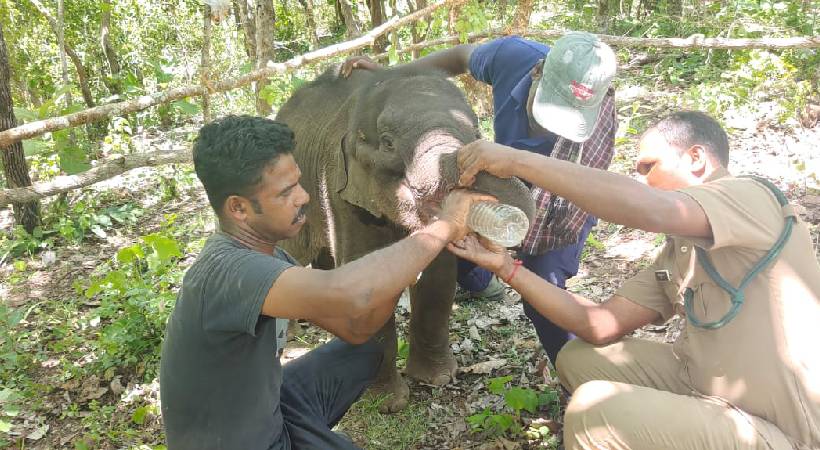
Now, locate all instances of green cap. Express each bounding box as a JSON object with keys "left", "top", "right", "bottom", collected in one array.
[{"left": 533, "top": 32, "right": 617, "bottom": 143}]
